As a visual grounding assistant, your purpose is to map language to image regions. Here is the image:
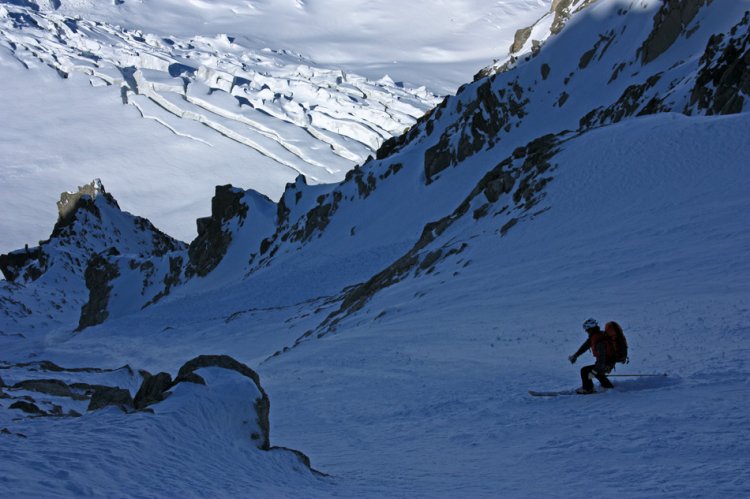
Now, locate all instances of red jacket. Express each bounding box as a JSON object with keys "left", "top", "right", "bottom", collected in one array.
[{"left": 574, "top": 328, "right": 614, "bottom": 371}]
